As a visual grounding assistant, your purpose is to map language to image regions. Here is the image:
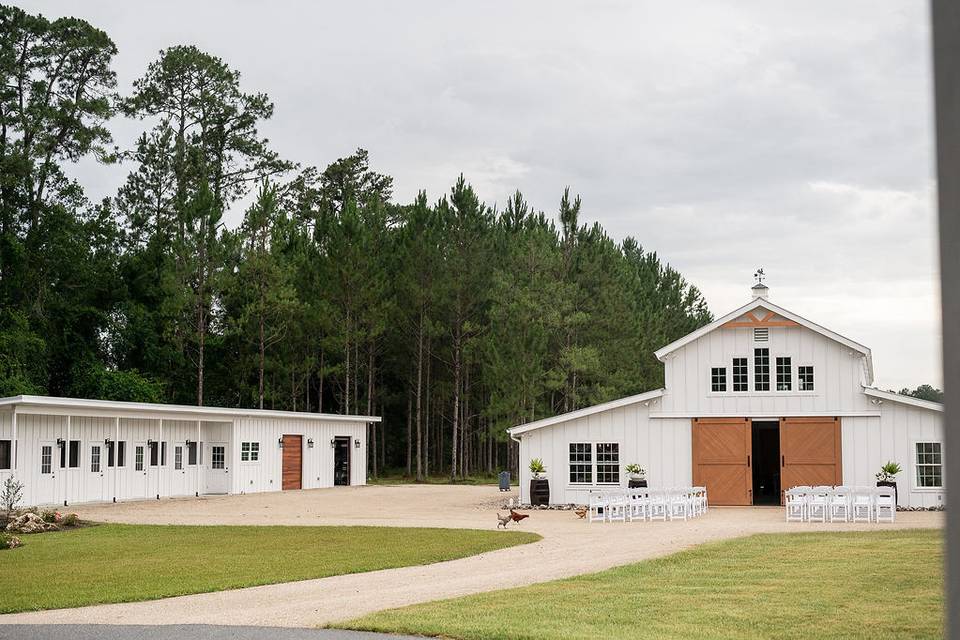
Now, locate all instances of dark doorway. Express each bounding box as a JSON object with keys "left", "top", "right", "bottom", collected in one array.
[
  {"left": 751, "top": 421, "right": 780, "bottom": 505},
  {"left": 334, "top": 436, "right": 351, "bottom": 486}
]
